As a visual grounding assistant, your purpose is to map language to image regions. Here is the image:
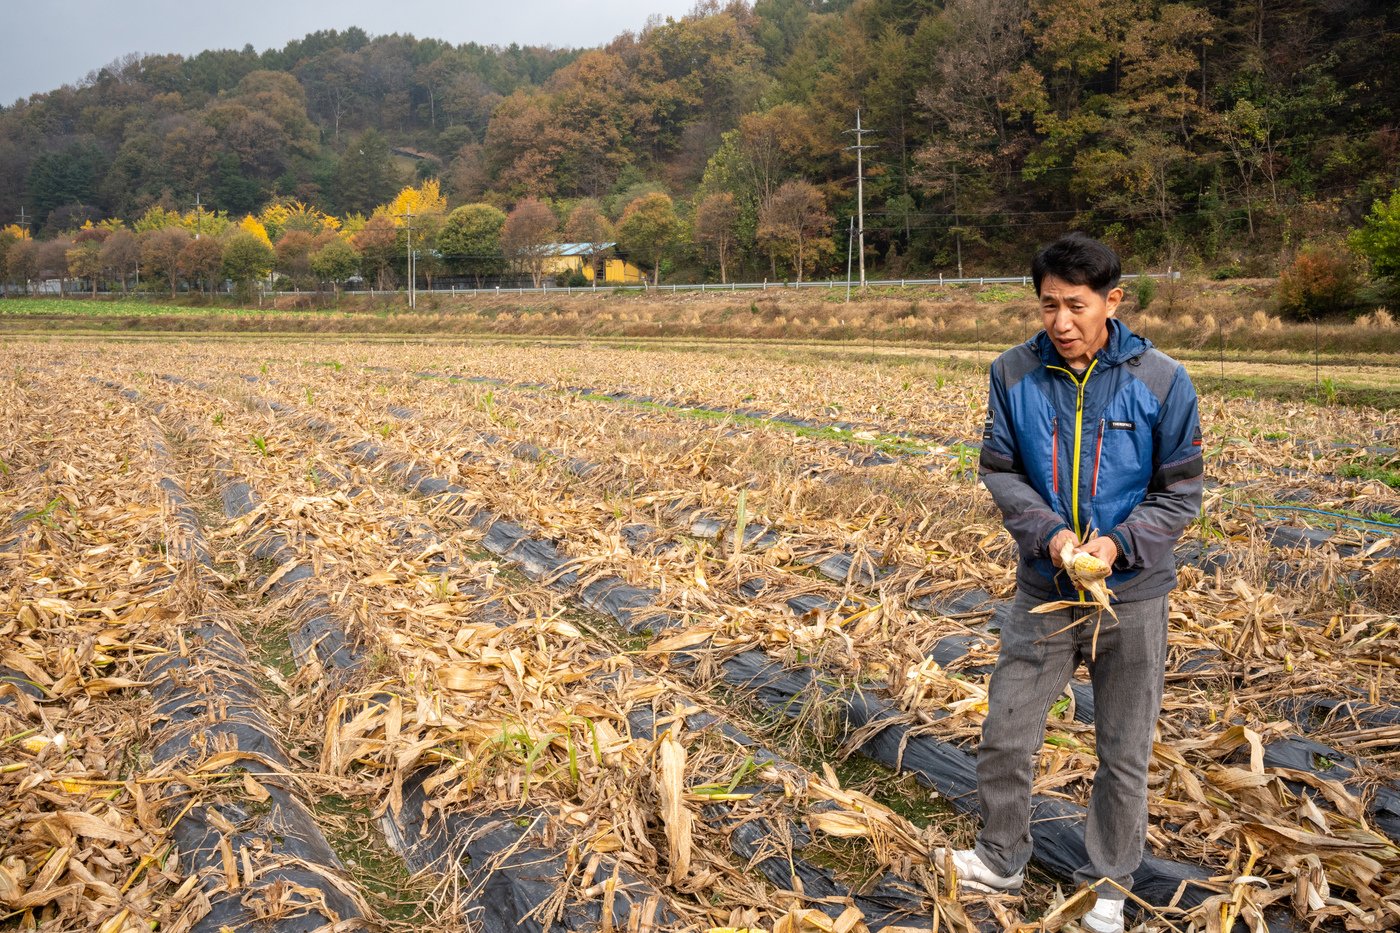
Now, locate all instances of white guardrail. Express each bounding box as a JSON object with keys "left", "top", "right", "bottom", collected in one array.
[
  {"left": 319, "top": 270, "right": 1180, "bottom": 299},
  {"left": 5, "top": 270, "right": 1178, "bottom": 300}
]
